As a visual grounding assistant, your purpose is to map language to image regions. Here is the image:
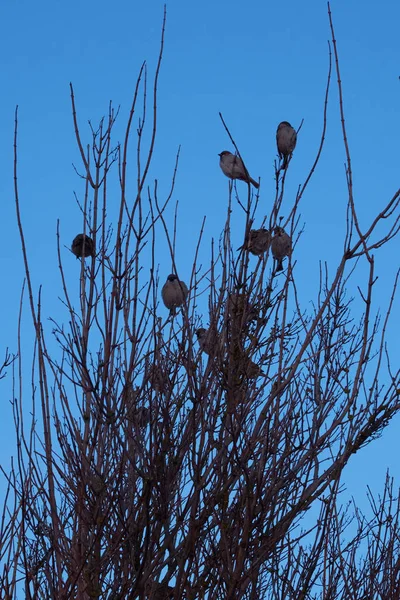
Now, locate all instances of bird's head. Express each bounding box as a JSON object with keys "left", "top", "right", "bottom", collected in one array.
[
  {"left": 218, "top": 150, "right": 230, "bottom": 158},
  {"left": 167, "top": 274, "right": 178, "bottom": 282},
  {"left": 278, "top": 121, "right": 292, "bottom": 128},
  {"left": 195, "top": 328, "right": 206, "bottom": 337}
]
